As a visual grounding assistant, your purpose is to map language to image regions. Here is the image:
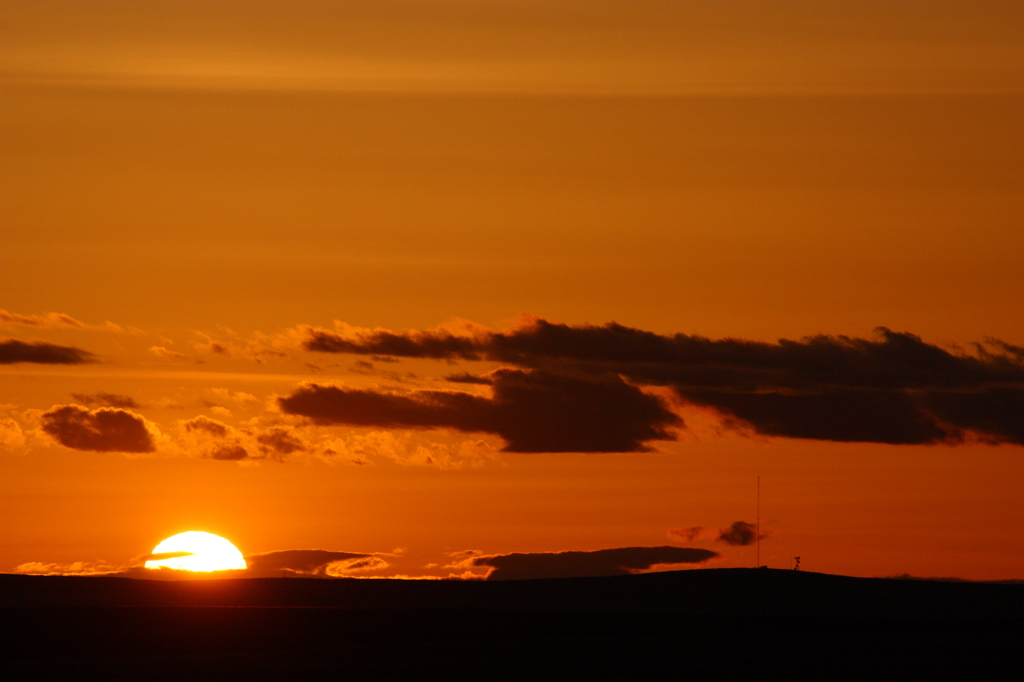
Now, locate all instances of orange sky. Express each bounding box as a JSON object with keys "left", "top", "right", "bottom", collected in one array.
[{"left": 1, "top": 1, "right": 1021, "bottom": 581}]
